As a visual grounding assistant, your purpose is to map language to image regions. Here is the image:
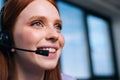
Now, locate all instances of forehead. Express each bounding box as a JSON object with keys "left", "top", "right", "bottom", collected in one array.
[{"left": 18, "top": 0, "right": 60, "bottom": 20}]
